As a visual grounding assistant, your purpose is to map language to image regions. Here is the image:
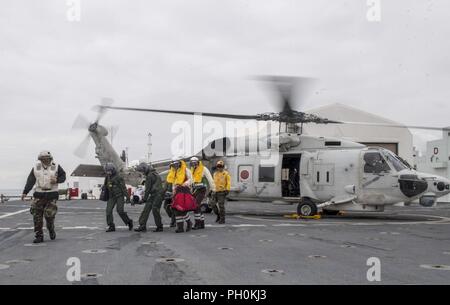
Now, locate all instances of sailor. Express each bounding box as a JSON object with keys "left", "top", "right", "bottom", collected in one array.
[
  {"left": 134, "top": 162, "right": 165, "bottom": 232},
  {"left": 211, "top": 160, "right": 231, "bottom": 224},
  {"left": 166, "top": 158, "right": 193, "bottom": 233},
  {"left": 21, "top": 151, "right": 66, "bottom": 243},
  {"left": 103, "top": 162, "right": 133, "bottom": 232},
  {"left": 189, "top": 157, "right": 215, "bottom": 230}
]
